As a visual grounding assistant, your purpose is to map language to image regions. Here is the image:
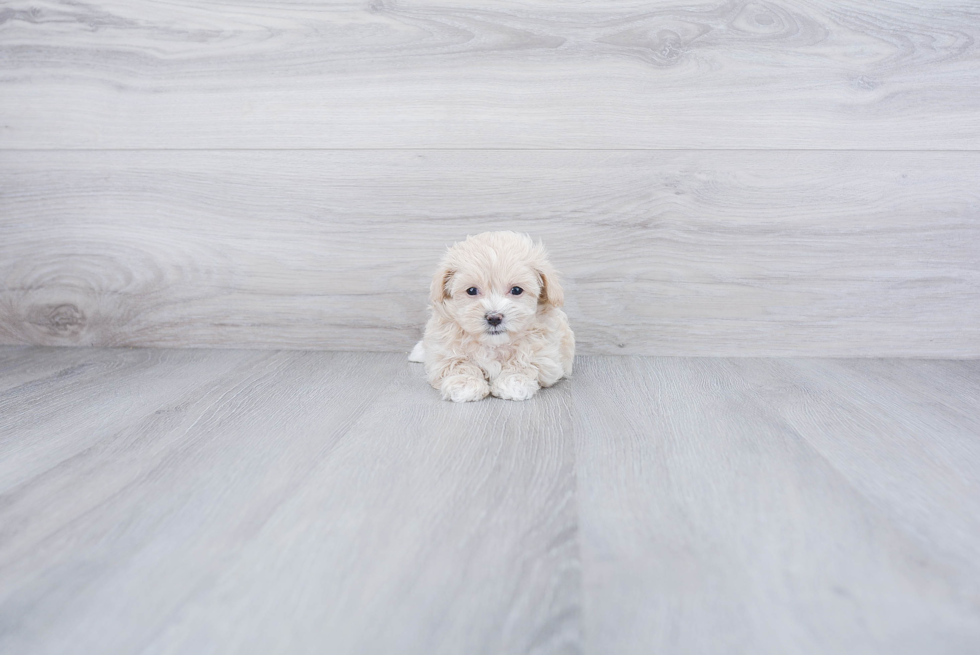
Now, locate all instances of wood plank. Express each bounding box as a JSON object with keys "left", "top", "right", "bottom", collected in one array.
[
  {"left": 1, "top": 0, "right": 978, "bottom": 149},
  {"left": 740, "top": 358, "right": 980, "bottom": 588},
  {"left": 572, "top": 355, "right": 980, "bottom": 654},
  {"left": 0, "top": 347, "right": 263, "bottom": 493},
  {"left": 0, "top": 348, "right": 579, "bottom": 654},
  {"left": 2, "top": 150, "right": 978, "bottom": 356},
  {"left": 0, "top": 346, "right": 100, "bottom": 394},
  {"left": 0, "top": 349, "right": 402, "bottom": 654},
  {"left": 141, "top": 357, "right": 579, "bottom": 655},
  {"left": 4, "top": 347, "right": 980, "bottom": 652}
]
